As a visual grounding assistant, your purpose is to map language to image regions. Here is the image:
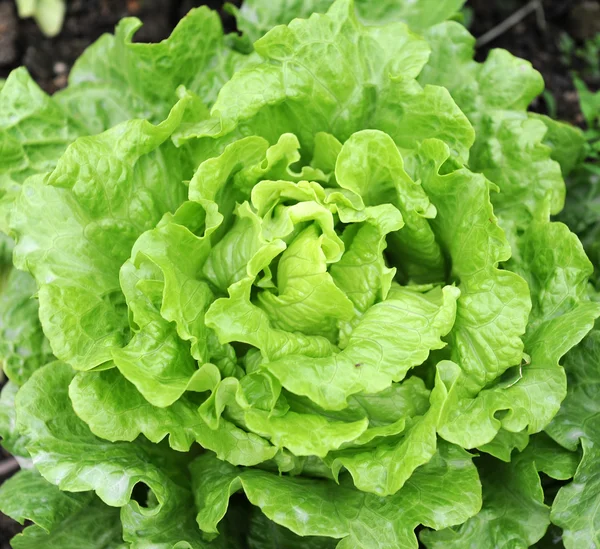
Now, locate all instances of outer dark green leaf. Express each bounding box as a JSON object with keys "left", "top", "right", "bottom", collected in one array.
[
  {"left": 551, "top": 439, "right": 600, "bottom": 549},
  {"left": 56, "top": 7, "right": 252, "bottom": 132},
  {"left": 0, "top": 268, "right": 53, "bottom": 385},
  {"left": 0, "top": 469, "right": 124, "bottom": 549},
  {"left": 0, "top": 68, "right": 85, "bottom": 231},
  {"left": 419, "top": 21, "right": 563, "bottom": 233},
  {"left": 11, "top": 98, "right": 192, "bottom": 373},
  {"left": 438, "top": 217, "right": 600, "bottom": 448},
  {"left": 191, "top": 441, "right": 481, "bottom": 549},
  {"left": 16, "top": 361, "right": 233, "bottom": 548},
  {"left": 11, "top": 498, "right": 124, "bottom": 549},
  {"left": 422, "top": 434, "right": 577, "bottom": 548},
  {"left": 0, "top": 469, "right": 93, "bottom": 532},
  {"left": 0, "top": 381, "right": 28, "bottom": 456},
  {"left": 247, "top": 510, "right": 337, "bottom": 549},
  {"left": 229, "top": 0, "right": 465, "bottom": 47},
  {"left": 546, "top": 328, "right": 600, "bottom": 548}
]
